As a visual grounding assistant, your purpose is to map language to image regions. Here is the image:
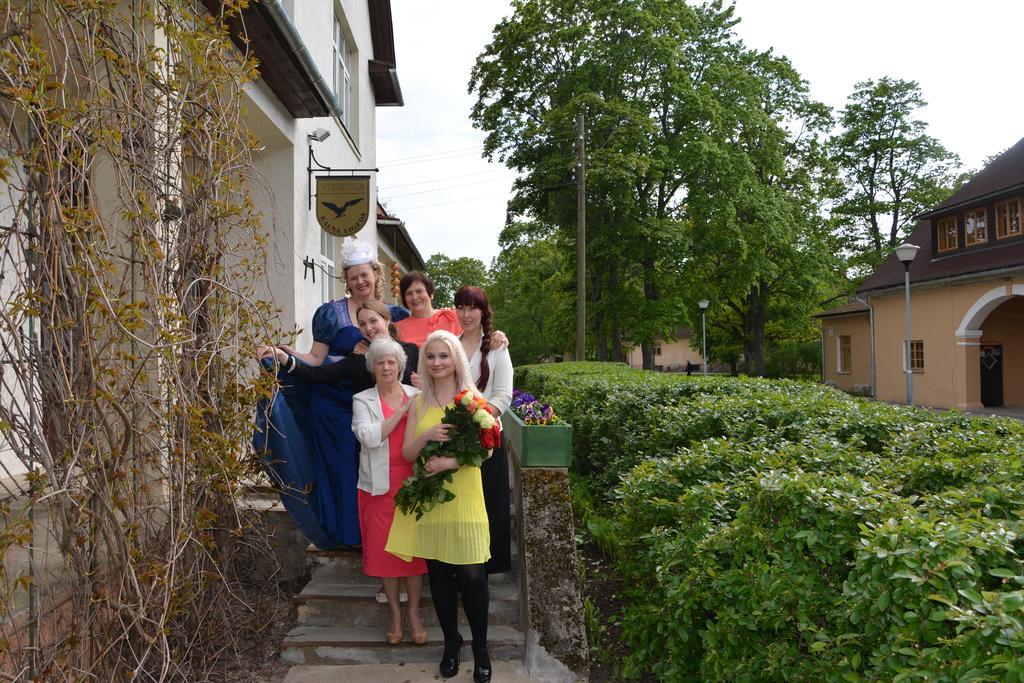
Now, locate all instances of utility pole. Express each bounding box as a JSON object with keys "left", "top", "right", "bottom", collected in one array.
[{"left": 576, "top": 112, "right": 586, "bottom": 361}]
